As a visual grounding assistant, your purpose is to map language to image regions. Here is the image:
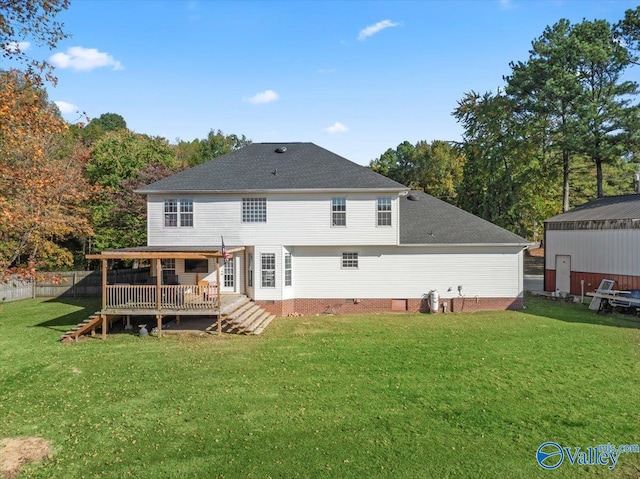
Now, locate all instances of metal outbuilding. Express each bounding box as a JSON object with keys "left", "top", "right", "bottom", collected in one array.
[{"left": 543, "top": 194, "right": 640, "bottom": 295}]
